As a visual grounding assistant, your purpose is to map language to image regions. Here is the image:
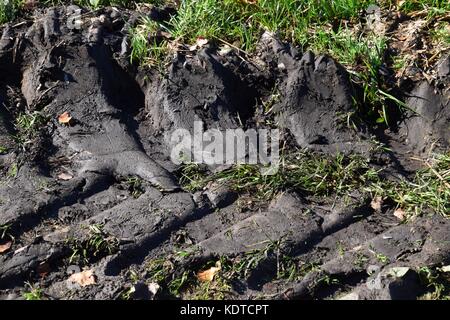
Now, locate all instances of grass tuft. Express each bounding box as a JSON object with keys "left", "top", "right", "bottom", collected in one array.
[
  {"left": 368, "top": 153, "right": 450, "bottom": 218},
  {"left": 0, "top": 0, "right": 20, "bottom": 24},
  {"left": 179, "top": 151, "right": 380, "bottom": 200},
  {"left": 129, "top": 16, "right": 169, "bottom": 66},
  {"left": 23, "top": 282, "right": 43, "bottom": 300},
  {"left": 68, "top": 224, "right": 119, "bottom": 265},
  {"left": 14, "top": 111, "right": 48, "bottom": 149}
]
